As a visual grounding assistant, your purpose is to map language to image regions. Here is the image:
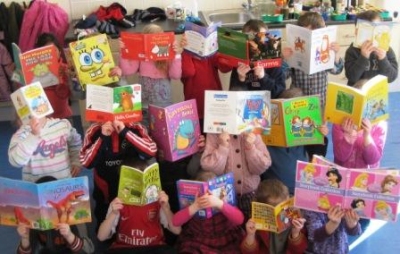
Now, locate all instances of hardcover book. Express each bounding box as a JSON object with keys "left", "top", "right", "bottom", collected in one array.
[
  {"left": 120, "top": 31, "right": 176, "bottom": 61},
  {"left": 262, "top": 95, "right": 324, "bottom": 147},
  {"left": 184, "top": 21, "right": 220, "bottom": 57},
  {"left": 0, "top": 176, "right": 91, "bottom": 230},
  {"left": 325, "top": 74, "right": 388, "bottom": 129},
  {"left": 203, "top": 90, "right": 271, "bottom": 135},
  {"left": 117, "top": 163, "right": 162, "bottom": 206},
  {"left": 354, "top": 19, "right": 394, "bottom": 51},
  {"left": 285, "top": 24, "right": 338, "bottom": 75},
  {"left": 176, "top": 172, "right": 236, "bottom": 218},
  {"left": 85, "top": 84, "right": 142, "bottom": 123},
  {"left": 148, "top": 99, "right": 200, "bottom": 162},
  {"left": 11, "top": 43, "right": 60, "bottom": 87}
]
